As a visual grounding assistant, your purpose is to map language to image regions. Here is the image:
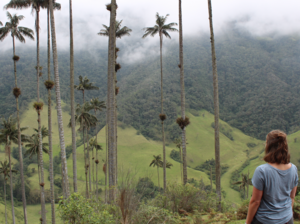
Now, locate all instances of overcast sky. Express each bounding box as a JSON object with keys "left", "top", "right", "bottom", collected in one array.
[{"left": 1, "top": 0, "right": 300, "bottom": 60}]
